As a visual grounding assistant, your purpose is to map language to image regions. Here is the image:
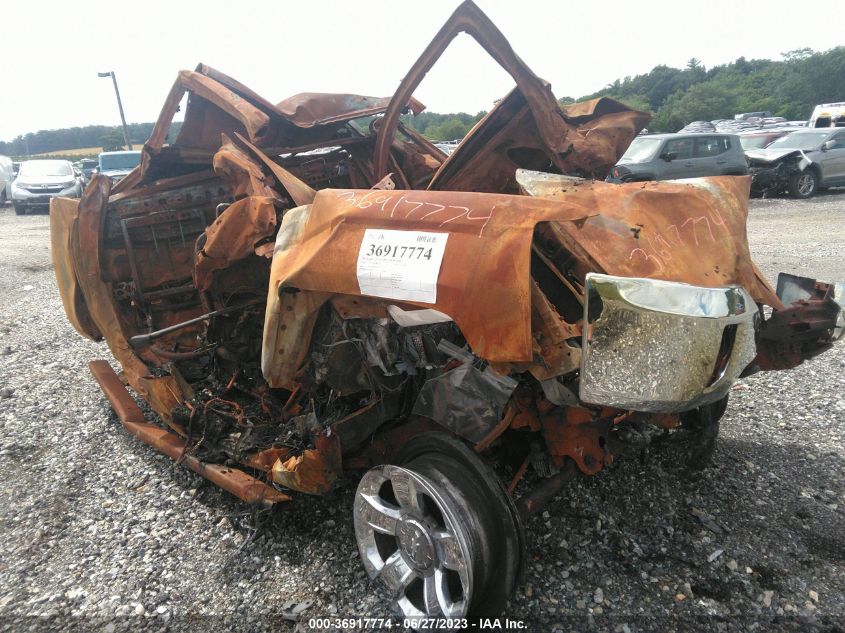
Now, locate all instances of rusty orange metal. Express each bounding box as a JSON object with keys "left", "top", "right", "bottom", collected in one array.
[
  {"left": 276, "top": 92, "right": 425, "bottom": 128},
  {"left": 374, "top": 1, "right": 649, "bottom": 189},
  {"left": 48, "top": 0, "right": 842, "bottom": 517},
  {"left": 540, "top": 407, "right": 615, "bottom": 475},
  {"left": 89, "top": 360, "right": 289, "bottom": 505},
  {"left": 474, "top": 405, "right": 518, "bottom": 453},
  {"left": 261, "top": 176, "right": 778, "bottom": 389},
  {"left": 530, "top": 175, "right": 782, "bottom": 307},
  {"left": 116, "top": 65, "right": 442, "bottom": 198},
  {"left": 194, "top": 196, "right": 277, "bottom": 293},
  {"left": 262, "top": 188, "right": 595, "bottom": 387},
  {"left": 241, "top": 447, "right": 292, "bottom": 472},
  {"left": 271, "top": 432, "right": 341, "bottom": 496},
  {"left": 50, "top": 197, "right": 103, "bottom": 341},
  {"left": 506, "top": 453, "right": 532, "bottom": 495}
]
